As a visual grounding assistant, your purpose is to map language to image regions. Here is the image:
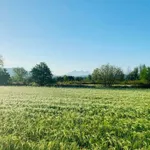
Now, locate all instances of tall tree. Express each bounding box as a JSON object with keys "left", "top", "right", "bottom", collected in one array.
[
  {"left": 0, "top": 68, "right": 10, "bottom": 85},
  {"left": 31, "top": 62, "right": 53, "bottom": 86},
  {"left": 92, "top": 64, "right": 124, "bottom": 87},
  {"left": 139, "top": 65, "right": 147, "bottom": 81},
  {"left": 126, "top": 67, "right": 139, "bottom": 81},
  {"left": 12, "top": 67, "right": 28, "bottom": 83},
  {"left": 92, "top": 68, "right": 101, "bottom": 83},
  {"left": 146, "top": 67, "right": 150, "bottom": 83}
]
